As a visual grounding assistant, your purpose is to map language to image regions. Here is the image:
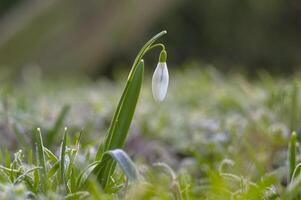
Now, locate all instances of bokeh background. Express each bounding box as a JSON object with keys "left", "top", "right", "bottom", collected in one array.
[
  {"left": 1, "top": 2, "right": 301, "bottom": 197},
  {"left": 0, "top": 0, "right": 300, "bottom": 79}
]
